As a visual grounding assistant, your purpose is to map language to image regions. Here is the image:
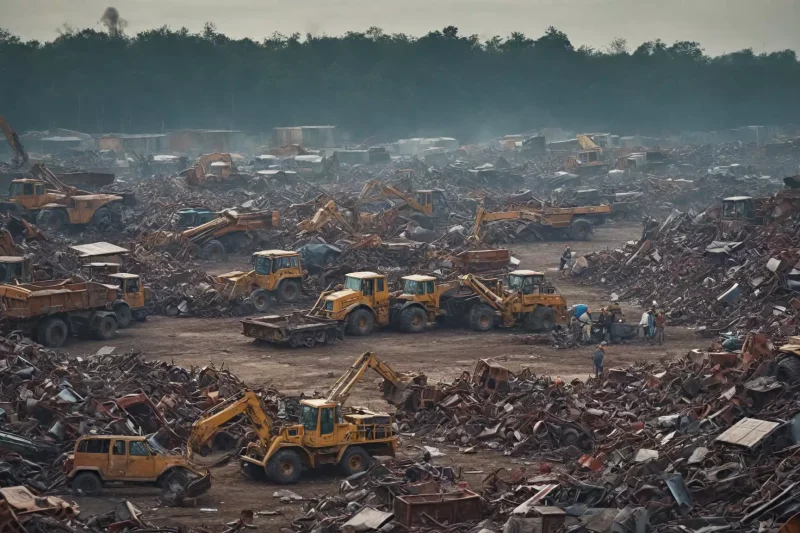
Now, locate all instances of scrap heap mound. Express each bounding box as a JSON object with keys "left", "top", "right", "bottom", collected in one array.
[
  {"left": 358, "top": 342, "right": 800, "bottom": 532},
  {"left": 576, "top": 208, "right": 800, "bottom": 332}
]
